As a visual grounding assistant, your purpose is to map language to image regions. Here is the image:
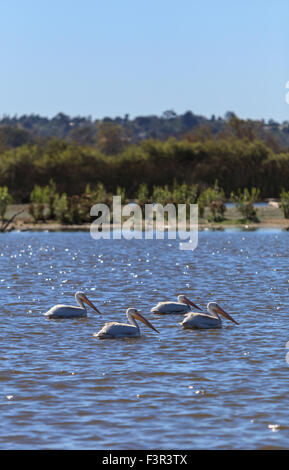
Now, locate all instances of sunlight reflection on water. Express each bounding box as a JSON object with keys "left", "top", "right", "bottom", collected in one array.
[{"left": 0, "top": 229, "right": 289, "bottom": 449}]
